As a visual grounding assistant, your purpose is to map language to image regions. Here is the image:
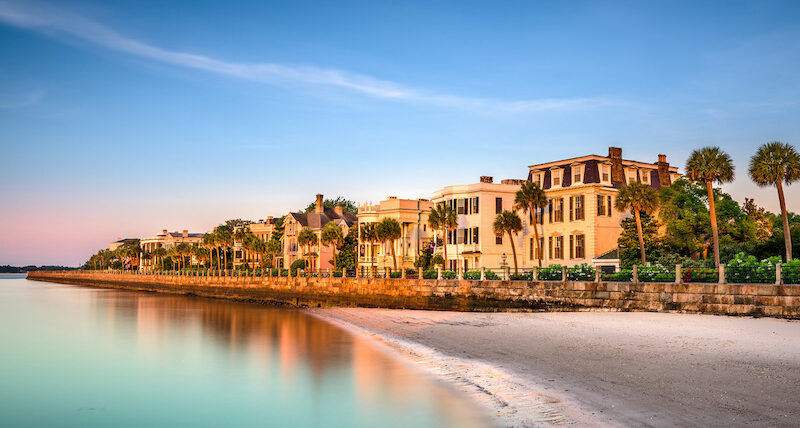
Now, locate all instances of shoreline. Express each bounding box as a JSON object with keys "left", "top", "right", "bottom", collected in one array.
[
  {"left": 309, "top": 307, "right": 800, "bottom": 427},
  {"left": 309, "top": 308, "right": 612, "bottom": 427}
]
